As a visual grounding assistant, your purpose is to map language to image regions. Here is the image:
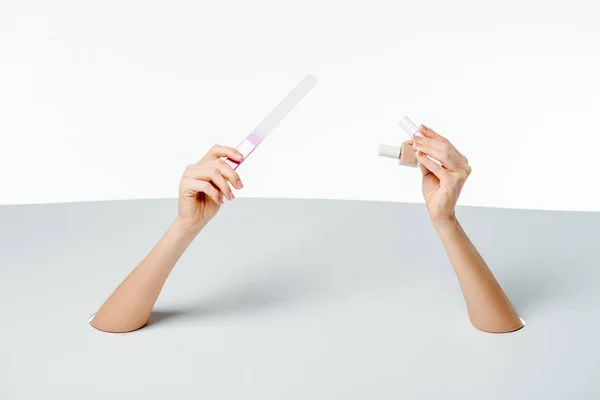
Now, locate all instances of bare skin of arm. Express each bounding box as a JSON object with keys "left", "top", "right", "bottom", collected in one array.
[
  {"left": 413, "top": 125, "right": 523, "bottom": 333},
  {"left": 90, "top": 128, "right": 521, "bottom": 334},
  {"left": 90, "top": 145, "right": 245, "bottom": 333}
]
